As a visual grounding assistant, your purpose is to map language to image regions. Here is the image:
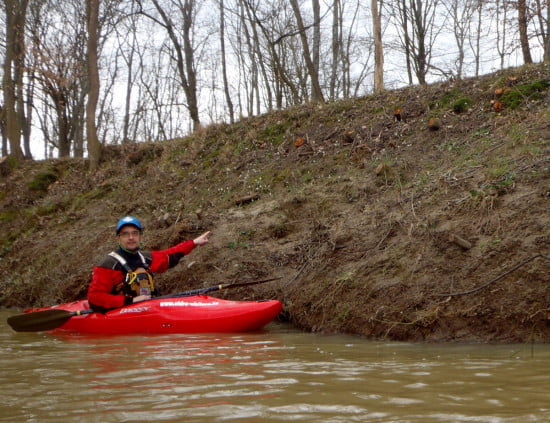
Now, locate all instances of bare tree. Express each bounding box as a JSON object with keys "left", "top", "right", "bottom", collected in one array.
[
  {"left": 468, "top": 0, "right": 485, "bottom": 76},
  {"left": 139, "top": 0, "right": 202, "bottom": 131},
  {"left": 372, "top": 0, "right": 384, "bottom": 92},
  {"left": 2, "top": 0, "right": 28, "bottom": 161},
  {"left": 0, "top": 10, "right": 5, "bottom": 156},
  {"left": 138, "top": 47, "right": 170, "bottom": 141},
  {"left": 386, "top": 0, "right": 442, "bottom": 85},
  {"left": 116, "top": 1, "right": 140, "bottom": 144},
  {"left": 30, "top": 0, "right": 88, "bottom": 157},
  {"left": 494, "top": 0, "right": 513, "bottom": 69},
  {"left": 289, "top": 0, "right": 325, "bottom": 102},
  {"left": 443, "top": 0, "right": 479, "bottom": 79},
  {"left": 329, "top": 0, "right": 340, "bottom": 99},
  {"left": 531, "top": 0, "right": 550, "bottom": 61},
  {"left": 0, "top": 104, "right": 6, "bottom": 156},
  {"left": 311, "top": 0, "right": 321, "bottom": 89},
  {"left": 243, "top": 0, "right": 301, "bottom": 107},
  {"left": 86, "top": 0, "right": 101, "bottom": 171},
  {"left": 239, "top": 0, "right": 276, "bottom": 113},
  {"left": 219, "top": 0, "right": 234, "bottom": 123},
  {"left": 330, "top": 0, "right": 368, "bottom": 98},
  {"left": 517, "top": 0, "right": 533, "bottom": 64},
  {"left": 387, "top": 0, "right": 413, "bottom": 84},
  {"left": 410, "top": 0, "right": 441, "bottom": 84},
  {"left": 334, "top": 1, "right": 370, "bottom": 98}
]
